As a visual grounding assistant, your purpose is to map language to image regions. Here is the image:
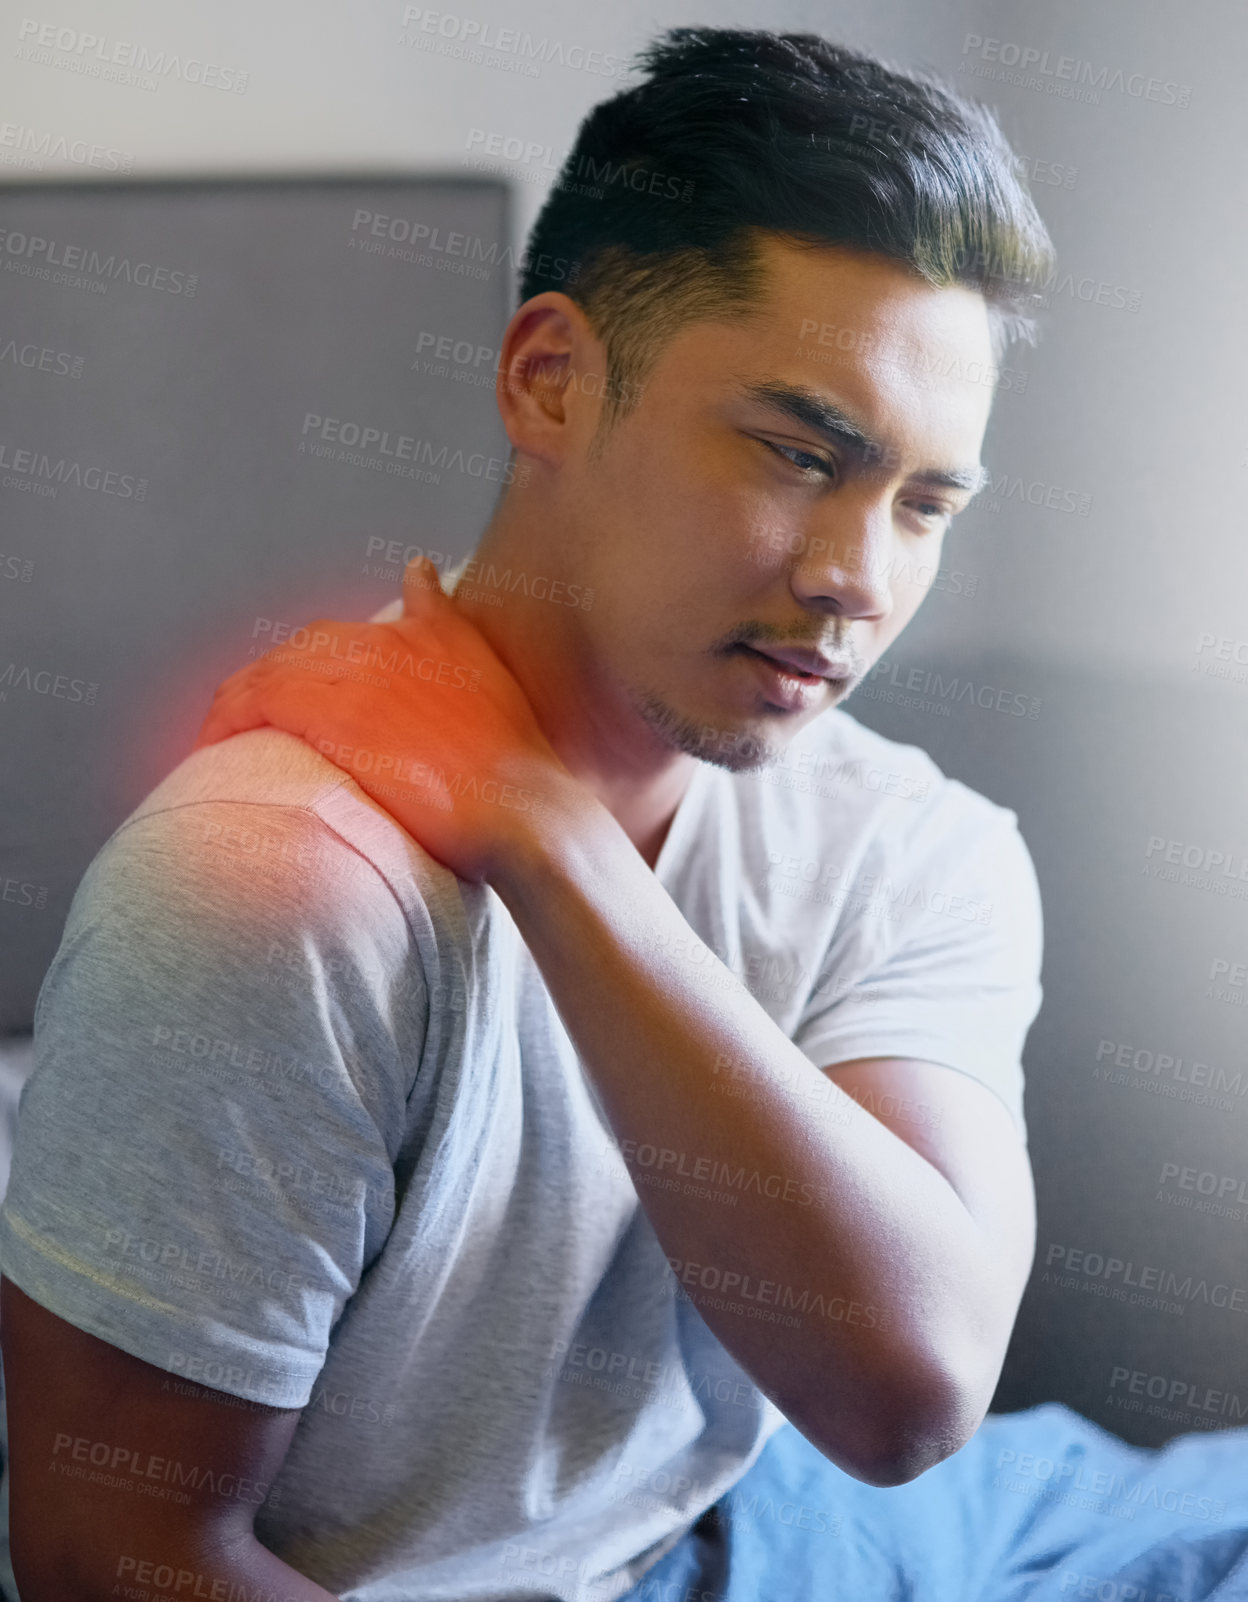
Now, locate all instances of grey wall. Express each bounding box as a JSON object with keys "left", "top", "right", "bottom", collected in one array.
[
  {"left": 0, "top": 175, "right": 513, "bottom": 1029},
  {"left": 1, "top": 0, "right": 1245, "bottom": 1448}
]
